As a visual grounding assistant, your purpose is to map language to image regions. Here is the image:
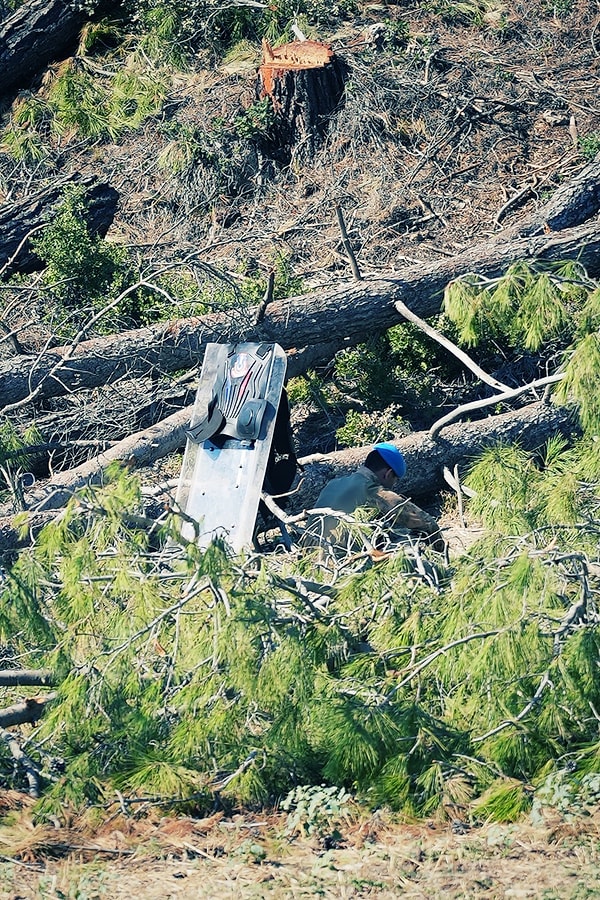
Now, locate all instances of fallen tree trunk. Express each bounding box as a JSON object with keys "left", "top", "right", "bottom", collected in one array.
[
  {"left": 292, "top": 400, "right": 578, "bottom": 510},
  {"left": 0, "top": 398, "right": 576, "bottom": 553},
  {"left": 24, "top": 404, "right": 192, "bottom": 512},
  {"left": 0, "top": 173, "right": 119, "bottom": 274},
  {"left": 1, "top": 216, "right": 599, "bottom": 410},
  {"left": 0, "top": 0, "right": 114, "bottom": 98}
]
